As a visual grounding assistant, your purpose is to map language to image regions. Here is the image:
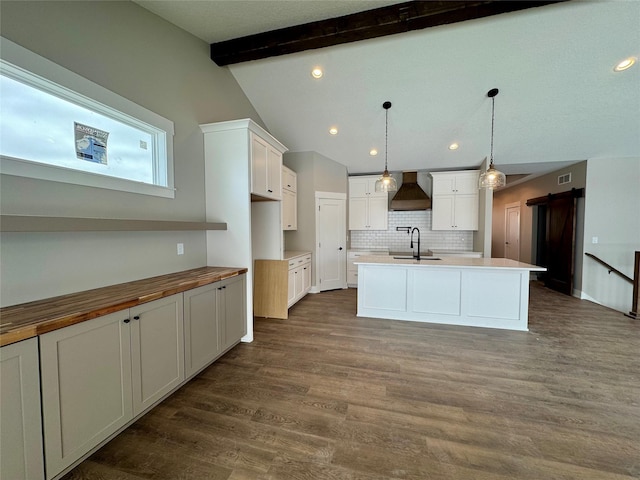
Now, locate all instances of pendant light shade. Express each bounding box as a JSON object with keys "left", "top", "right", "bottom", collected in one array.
[
  {"left": 375, "top": 101, "right": 398, "bottom": 193},
  {"left": 479, "top": 88, "right": 506, "bottom": 190}
]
